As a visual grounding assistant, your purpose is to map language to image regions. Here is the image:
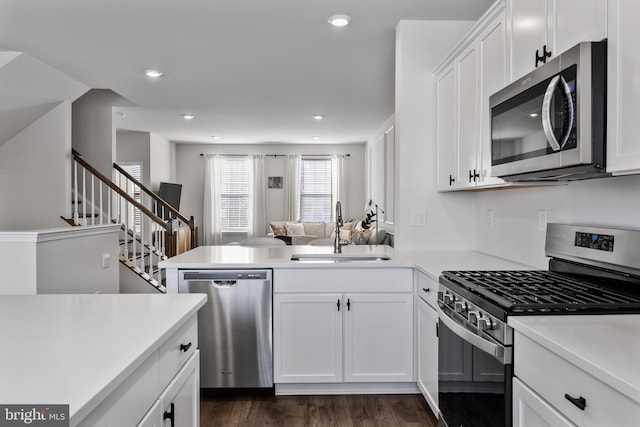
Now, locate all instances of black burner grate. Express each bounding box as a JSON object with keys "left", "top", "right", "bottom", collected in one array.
[{"left": 441, "top": 270, "right": 640, "bottom": 313}]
